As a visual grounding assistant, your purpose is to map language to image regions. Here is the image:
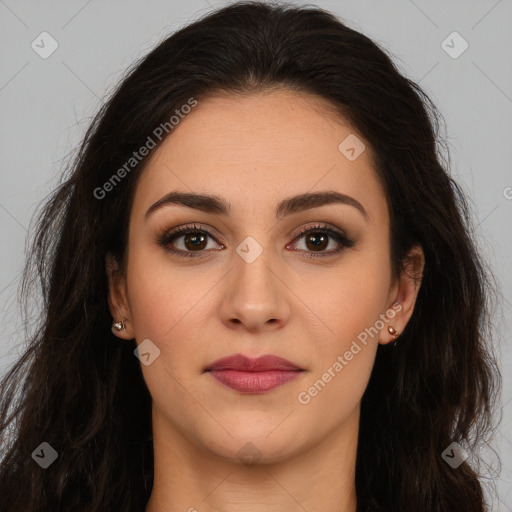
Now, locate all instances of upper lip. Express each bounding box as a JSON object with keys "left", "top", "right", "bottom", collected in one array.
[{"left": 205, "top": 353, "right": 303, "bottom": 372}]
